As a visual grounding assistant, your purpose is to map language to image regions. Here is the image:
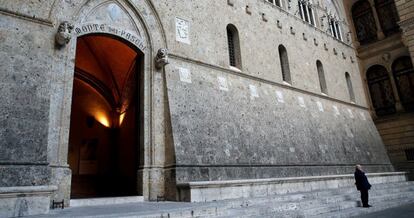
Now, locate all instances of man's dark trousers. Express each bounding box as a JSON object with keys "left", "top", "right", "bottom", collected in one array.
[{"left": 360, "top": 189, "right": 369, "bottom": 207}]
